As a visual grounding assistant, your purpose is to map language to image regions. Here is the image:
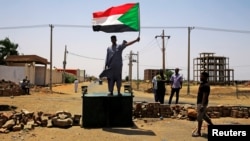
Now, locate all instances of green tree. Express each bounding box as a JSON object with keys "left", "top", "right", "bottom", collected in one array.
[
  {"left": 64, "top": 74, "right": 76, "bottom": 83},
  {"left": 0, "top": 37, "right": 19, "bottom": 65},
  {"left": 165, "top": 69, "right": 174, "bottom": 80}
]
